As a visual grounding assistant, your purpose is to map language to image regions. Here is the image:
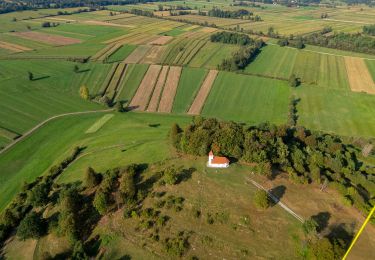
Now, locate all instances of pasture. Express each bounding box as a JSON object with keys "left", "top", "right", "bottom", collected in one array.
[{"left": 202, "top": 72, "right": 290, "bottom": 124}]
